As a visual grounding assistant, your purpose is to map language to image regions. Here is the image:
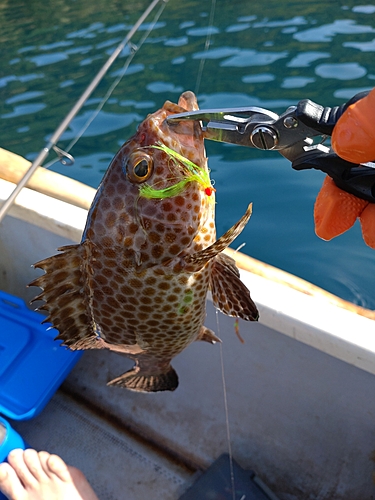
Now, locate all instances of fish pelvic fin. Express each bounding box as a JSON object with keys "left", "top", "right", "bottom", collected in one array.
[
  {"left": 108, "top": 364, "right": 178, "bottom": 392},
  {"left": 29, "top": 242, "right": 99, "bottom": 350},
  {"left": 210, "top": 253, "right": 259, "bottom": 322},
  {"left": 184, "top": 203, "right": 252, "bottom": 268},
  {"left": 196, "top": 325, "right": 221, "bottom": 344}
]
